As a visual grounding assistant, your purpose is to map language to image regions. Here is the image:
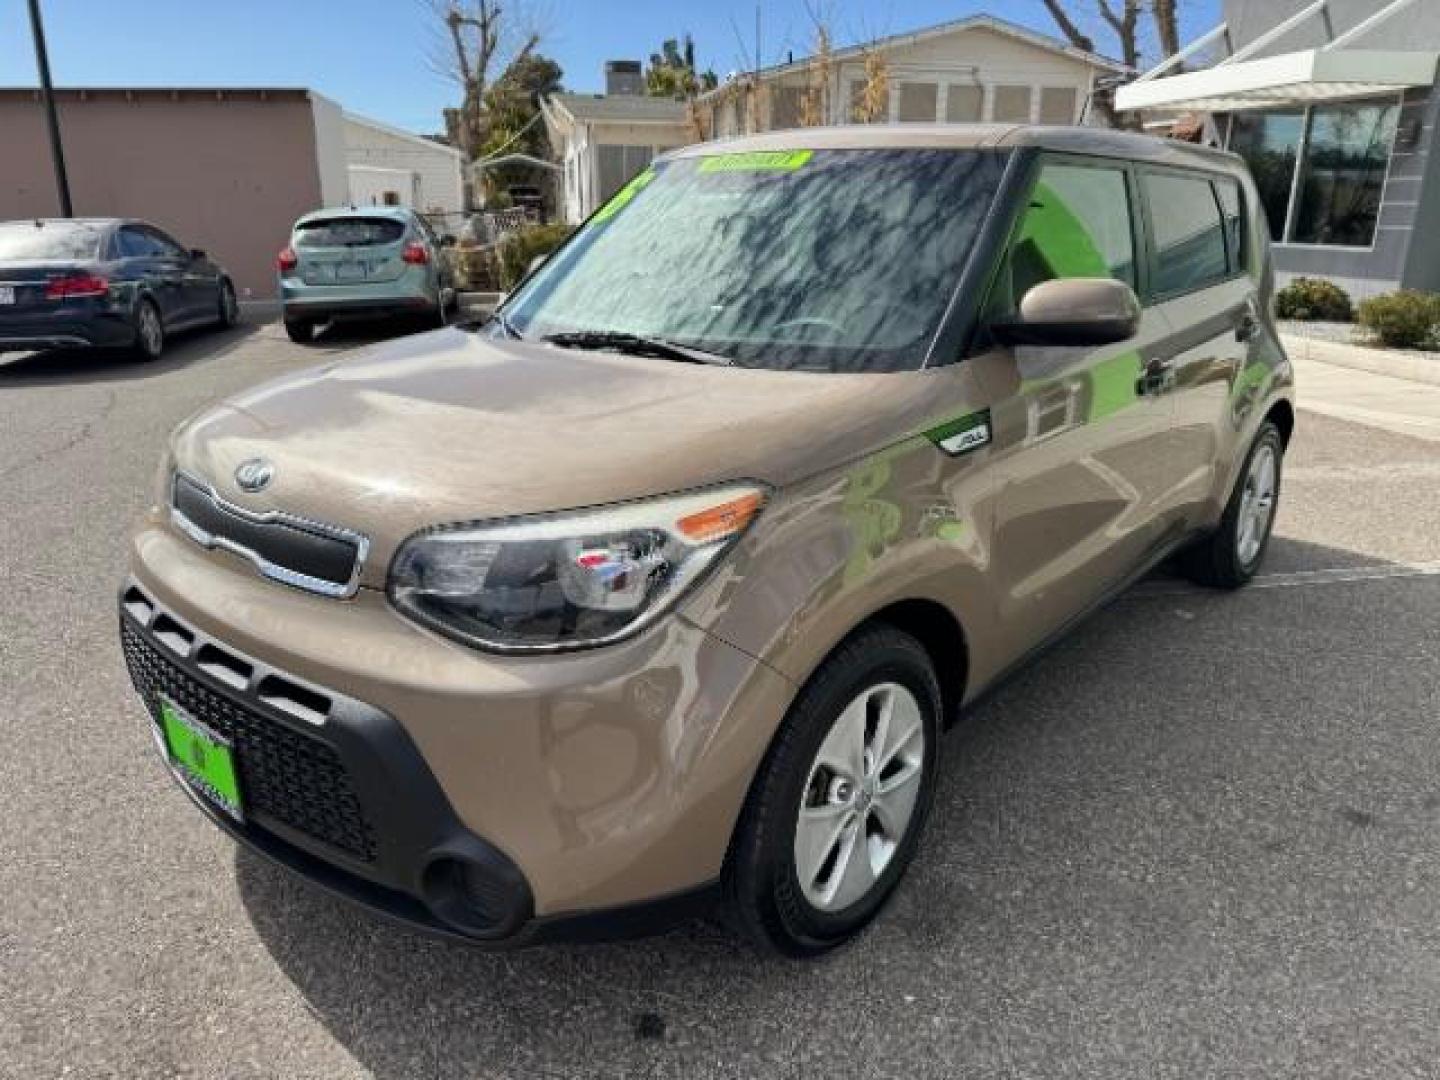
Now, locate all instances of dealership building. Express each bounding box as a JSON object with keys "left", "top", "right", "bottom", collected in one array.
[
  {"left": 0, "top": 87, "right": 463, "bottom": 299},
  {"left": 1118, "top": 0, "right": 1440, "bottom": 298}
]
